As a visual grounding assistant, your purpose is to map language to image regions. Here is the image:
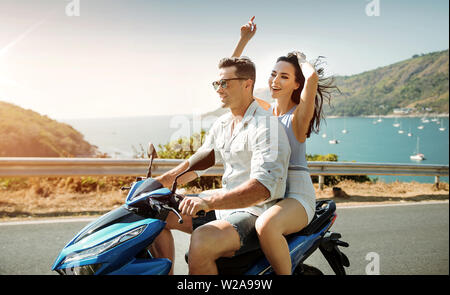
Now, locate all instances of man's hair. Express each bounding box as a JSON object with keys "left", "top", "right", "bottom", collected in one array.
[{"left": 218, "top": 56, "right": 256, "bottom": 90}]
